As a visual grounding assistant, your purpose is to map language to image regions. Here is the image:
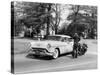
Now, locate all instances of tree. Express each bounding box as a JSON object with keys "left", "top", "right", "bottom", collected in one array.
[
  {"left": 50, "top": 4, "right": 61, "bottom": 34},
  {"left": 13, "top": 2, "right": 53, "bottom": 36},
  {"left": 46, "top": 4, "right": 52, "bottom": 36},
  {"left": 66, "top": 5, "right": 97, "bottom": 38},
  {"left": 22, "top": 3, "right": 48, "bottom": 34},
  {"left": 58, "top": 22, "right": 69, "bottom": 34}
]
